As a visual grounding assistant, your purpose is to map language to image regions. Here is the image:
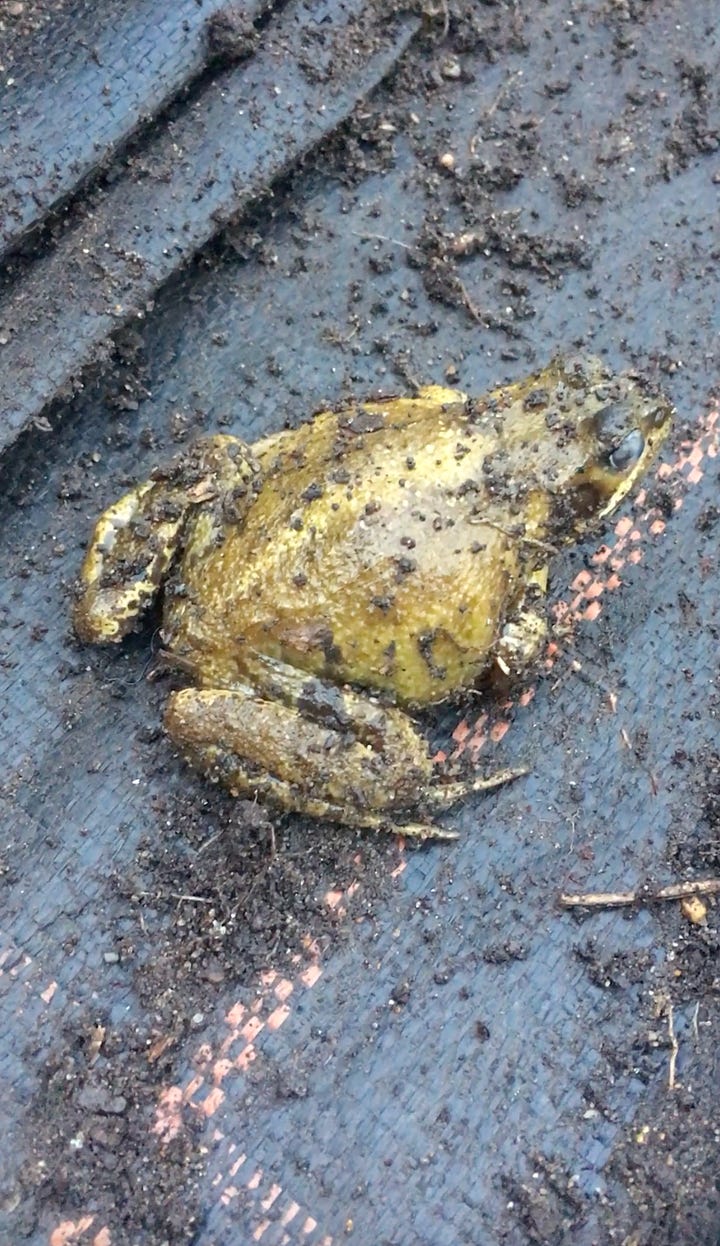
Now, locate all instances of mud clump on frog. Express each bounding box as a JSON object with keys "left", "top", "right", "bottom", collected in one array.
[{"left": 74, "top": 357, "right": 672, "bottom": 839}]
